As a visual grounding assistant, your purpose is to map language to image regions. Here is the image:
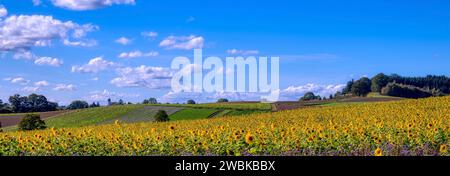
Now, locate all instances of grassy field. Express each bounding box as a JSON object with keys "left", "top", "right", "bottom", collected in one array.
[
  {"left": 100, "top": 106, "right": 183, "bottom": 124},
  {"left": 169, "top": 108, "right": 219, "bottom": 121},
  {"left": 148, "top": 102, "right": 272, "bottom": 110},
  {"left": 2, "top": 96, "right": 448, "bottom": 156},
  {"left": 44, "top": 105, "right": 145, "bottom": 128}
]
